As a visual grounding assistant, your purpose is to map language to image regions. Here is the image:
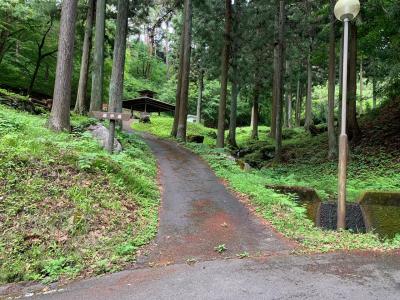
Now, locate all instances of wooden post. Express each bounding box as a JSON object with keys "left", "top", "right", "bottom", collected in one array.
[{"left": 107, "top": 120, "right": 116, "bottom": 154}]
